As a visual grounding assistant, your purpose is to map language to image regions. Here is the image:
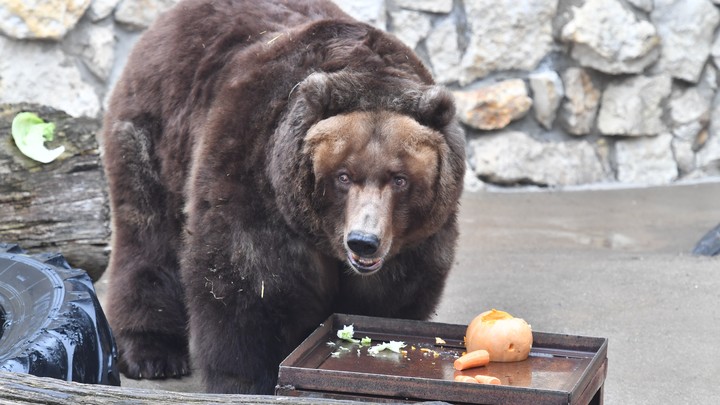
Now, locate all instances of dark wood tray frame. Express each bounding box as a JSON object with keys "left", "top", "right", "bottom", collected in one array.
[{"left": 276, "top": 314, "right": 607, "bottom": 405}]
